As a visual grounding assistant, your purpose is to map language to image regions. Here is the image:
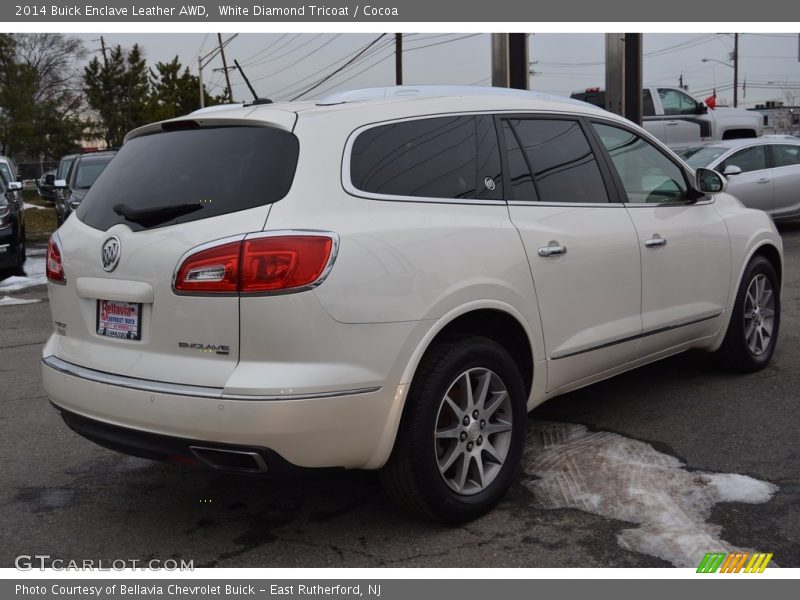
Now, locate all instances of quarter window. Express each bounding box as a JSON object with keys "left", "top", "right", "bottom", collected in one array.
[
  {"left": 592, "top": 123, "right": 690, "bottom": 204},
  {"left": 771, "top": 144, "right": 800, "bottom": 168},
  {"left": 719, "top": 146, "right": 767, "bottom": 174},
  {"left": 502, "top": 118, "right": 609, "bottom": 203},
  {"left": 350, "top": 115, "right": 502, "bottom": 200}
]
